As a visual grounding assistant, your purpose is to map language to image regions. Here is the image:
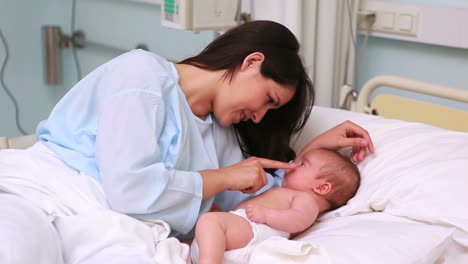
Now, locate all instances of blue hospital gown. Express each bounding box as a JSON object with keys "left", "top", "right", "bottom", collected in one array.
[{"left": 36, "top": 49, "right": 280, "bottom": 237}]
